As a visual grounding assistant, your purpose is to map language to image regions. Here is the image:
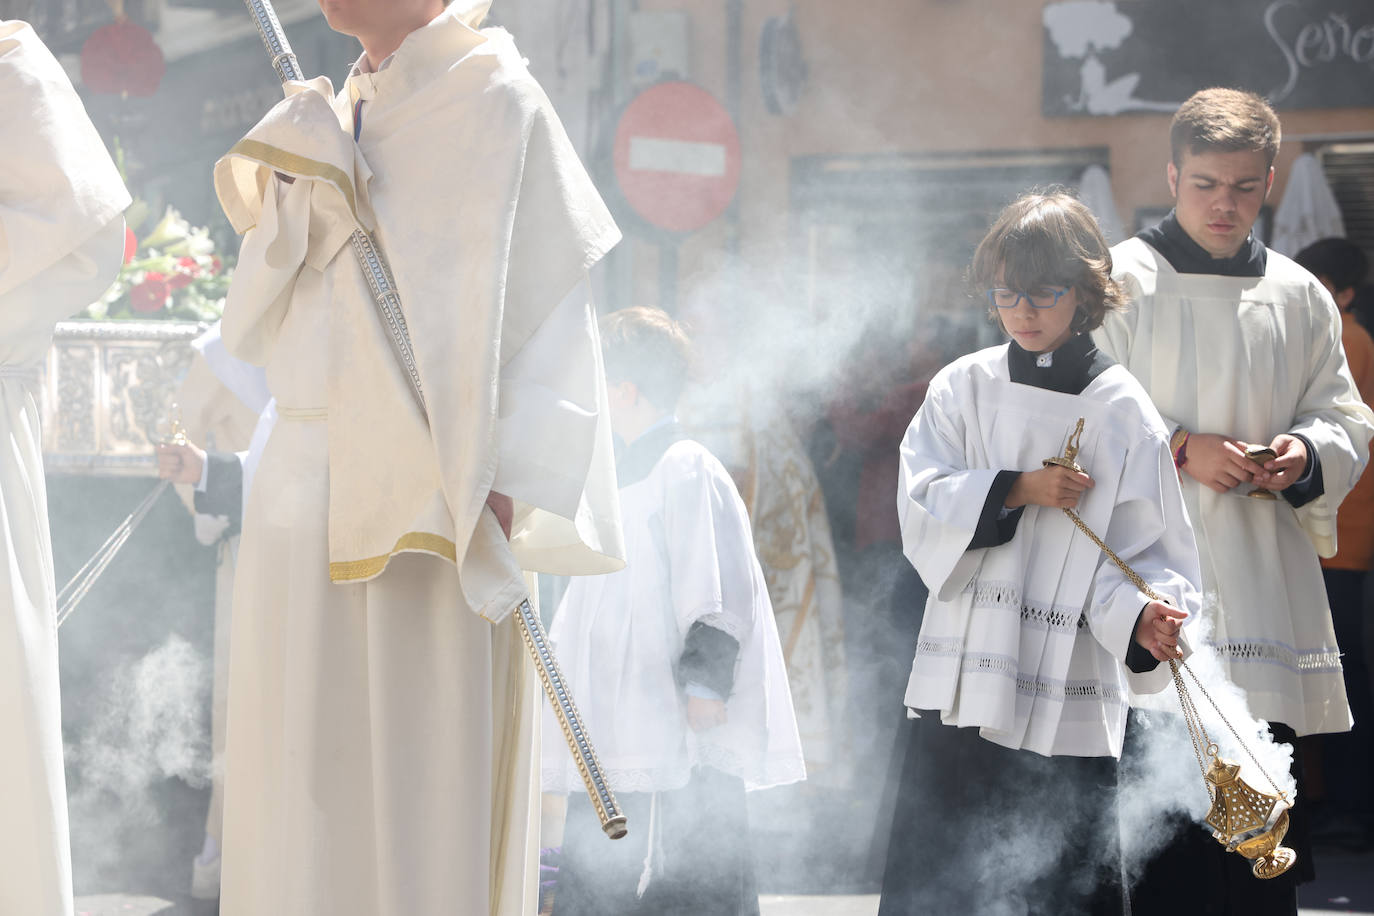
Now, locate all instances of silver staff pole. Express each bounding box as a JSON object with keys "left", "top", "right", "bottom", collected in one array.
[{"left": 241, "top": 0, "right": 627, "bottom": 840}]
